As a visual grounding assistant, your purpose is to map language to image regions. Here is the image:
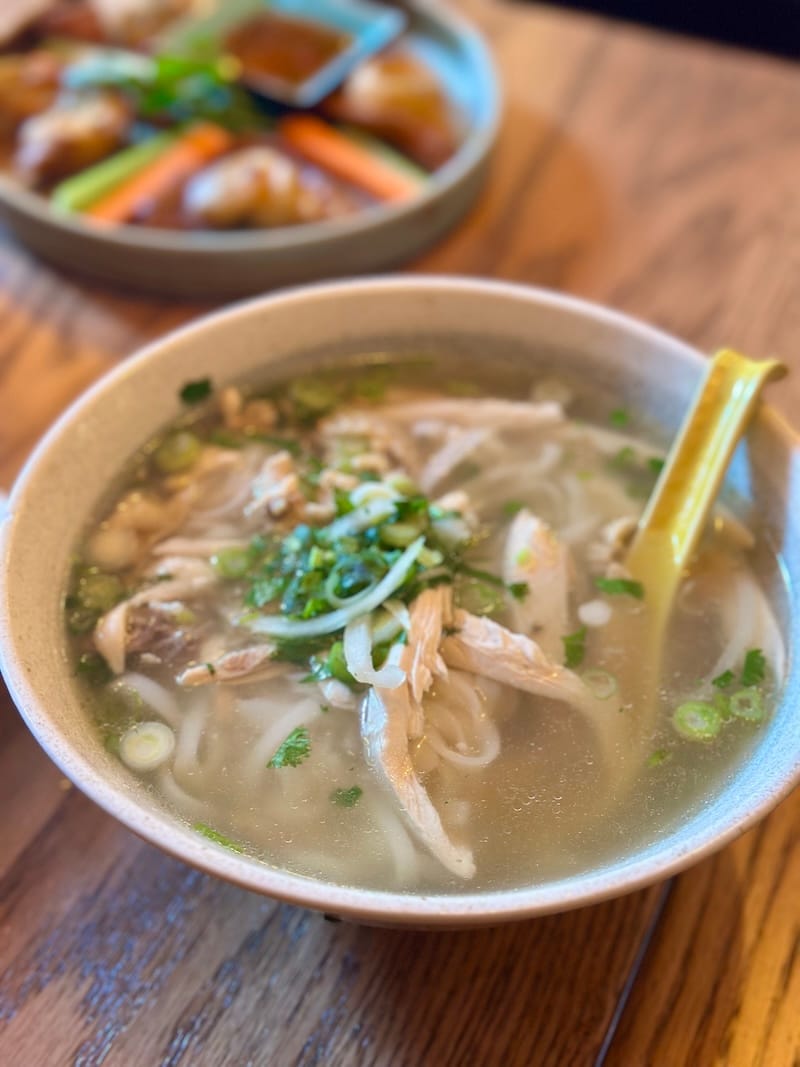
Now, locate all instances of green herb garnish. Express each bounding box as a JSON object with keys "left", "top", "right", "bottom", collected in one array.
[
  {"left": 562, "top": 627, "right": 587, "bottom": 669},
  {"left": 595, "top": 577, "right": 645, "bottom": 599},
  {"left": 331, "top": 786, "right": 363, "bottom": 808},
  {"left": 741, "top": 648, "right": 766, "bottom": 687},
  {"left": 194, "top": 822, "right": 244, "bottom": 853},
  {"left": 729, "top": 689, "right": 765, "bottom": 723},
  {"left": 609, "top": 408, "right": 630, "bottom": 427},
  {"left": 712, "top": 669, "right": 735, "bottom": 690},
  {"left": 268, "top": 726, "right": 311, "bottom": 769},
  {"left": 672, "top": 700, "right": 722, "bottom": 741},
  {"left": 646, "top": 748, "right": 671, "bottom": 767},
  {"left": 180, "top": 378, "right": 212, "bottom": 405}
]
